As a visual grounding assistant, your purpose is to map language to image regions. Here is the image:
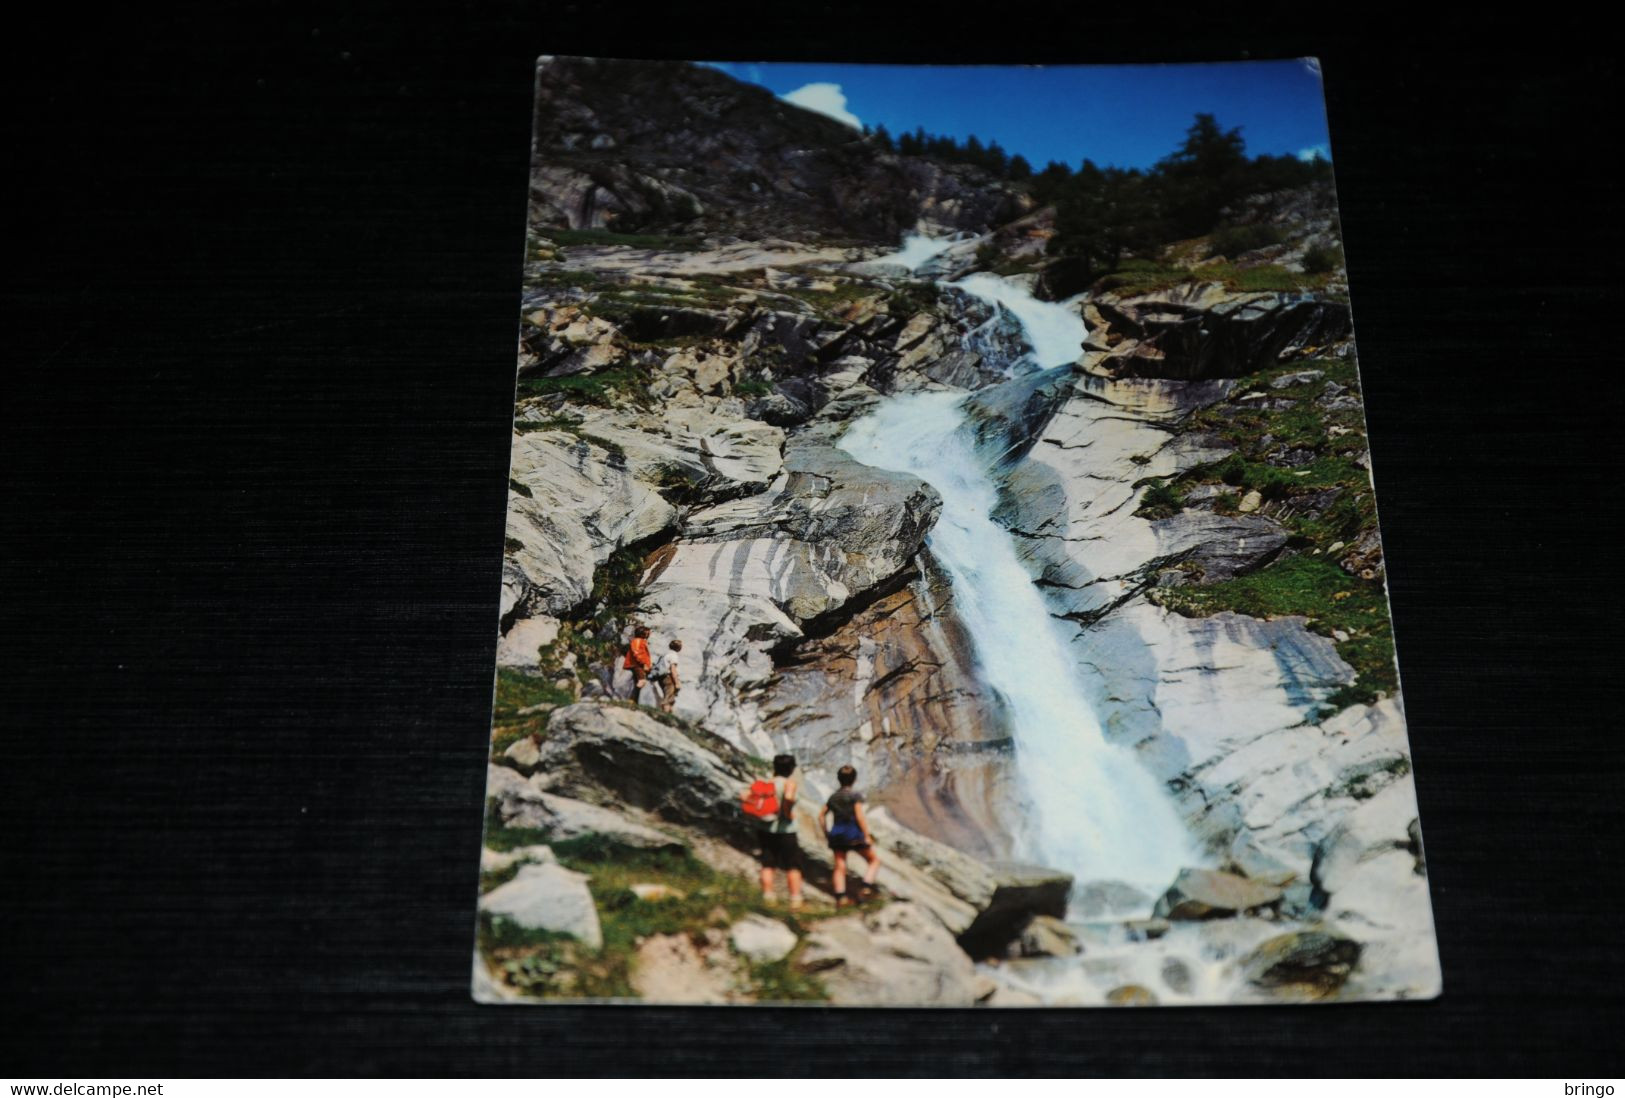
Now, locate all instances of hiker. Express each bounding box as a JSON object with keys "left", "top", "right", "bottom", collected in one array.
[
  {"left": 819, "top": 764, "right": 881, "bottom": 907},
  {"left": 651, "top": 638, "right": 682, "bottom": 713},
  {"left": 740, "top": 754, "right": 803, "bottom": 910},
  {"left": 622, "top": 625, "right": 652, "bottom": 703}
]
